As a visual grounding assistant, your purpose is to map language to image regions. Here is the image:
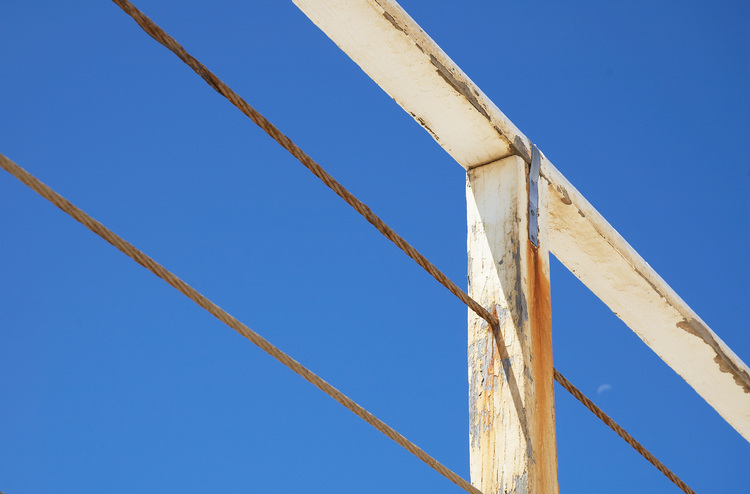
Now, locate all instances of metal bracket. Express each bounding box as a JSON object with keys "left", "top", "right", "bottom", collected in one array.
[{"left": 528, "top": 143, "right": 541, "bottom": 247}]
